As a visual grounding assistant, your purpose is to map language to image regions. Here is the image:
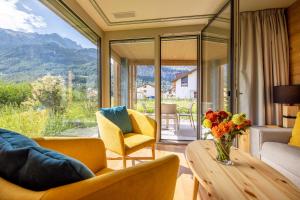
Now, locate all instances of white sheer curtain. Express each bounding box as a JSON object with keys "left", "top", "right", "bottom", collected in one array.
[{"left": 239, "top": 9, "right": 289, "bottom": 126}]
